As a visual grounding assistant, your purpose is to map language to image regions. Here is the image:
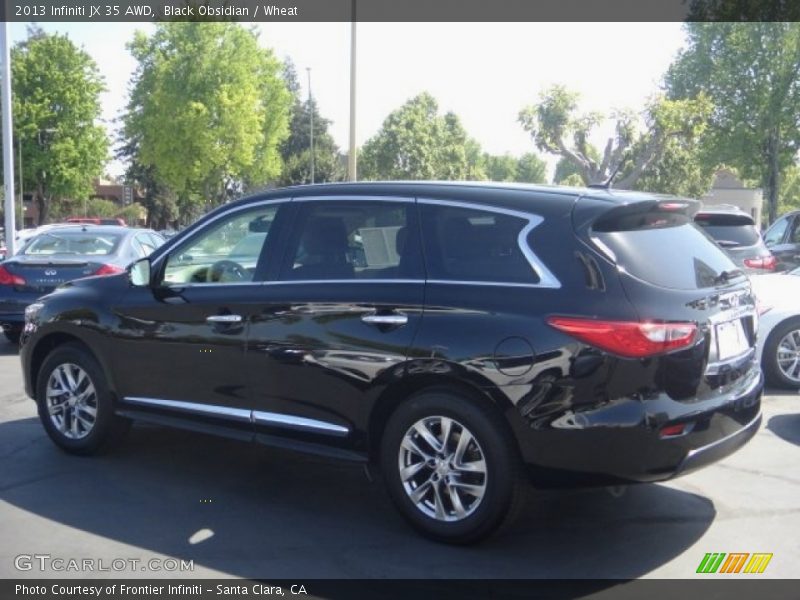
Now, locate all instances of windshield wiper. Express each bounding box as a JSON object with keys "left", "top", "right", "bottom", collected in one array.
[{"left": 713, "top": 269, "right": 744, "bottom": 286}]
